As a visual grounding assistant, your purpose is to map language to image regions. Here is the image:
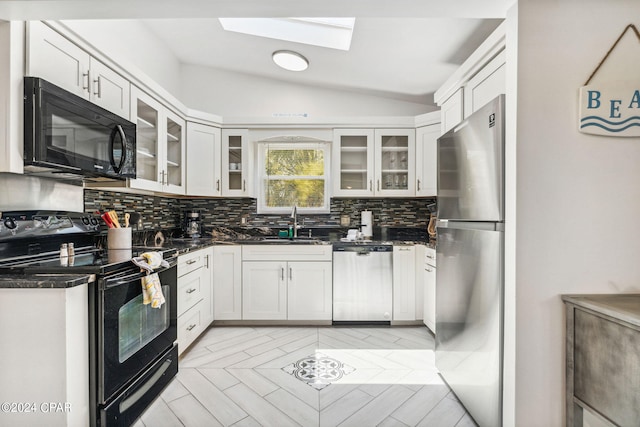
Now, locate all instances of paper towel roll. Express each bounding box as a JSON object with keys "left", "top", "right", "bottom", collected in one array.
[{"left": 361, "top": 210, "right": 373, "bottom": 238}]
